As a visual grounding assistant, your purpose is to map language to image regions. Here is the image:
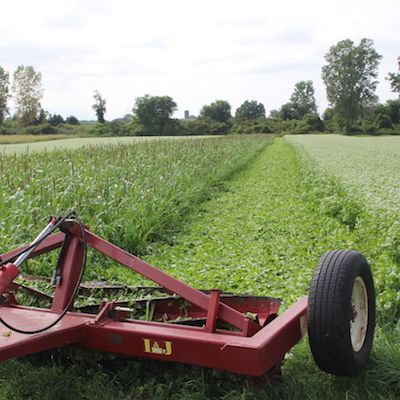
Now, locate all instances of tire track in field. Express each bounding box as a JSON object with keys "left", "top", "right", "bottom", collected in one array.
[{"left": 145, "top": 138, "right": 356, "bottom": 305}]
